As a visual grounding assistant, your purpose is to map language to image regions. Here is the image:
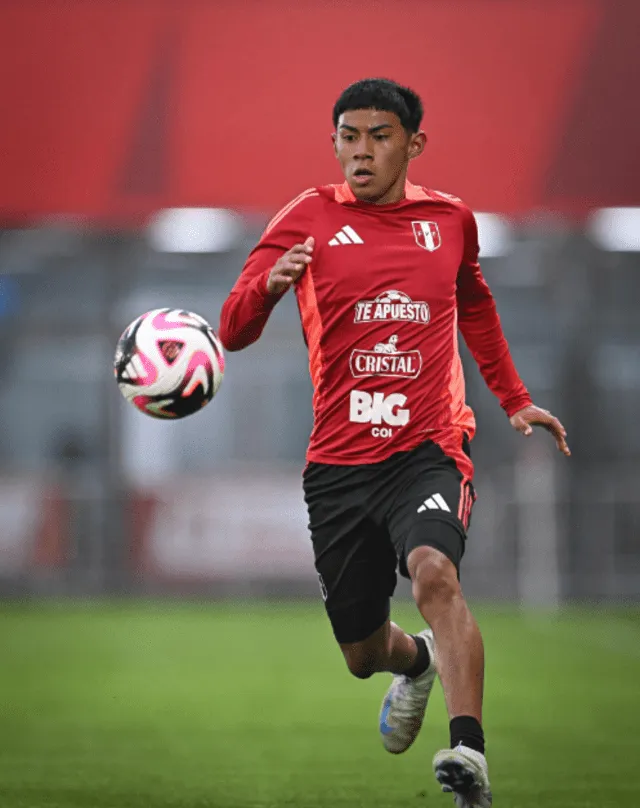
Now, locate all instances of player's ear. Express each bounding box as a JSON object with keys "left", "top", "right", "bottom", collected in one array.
[
  {"left": 408, "top": 130, "right": 427, "bottom": 161},
  {"left": 331, "top": 131, "right": 338, "bottom": 157}
]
